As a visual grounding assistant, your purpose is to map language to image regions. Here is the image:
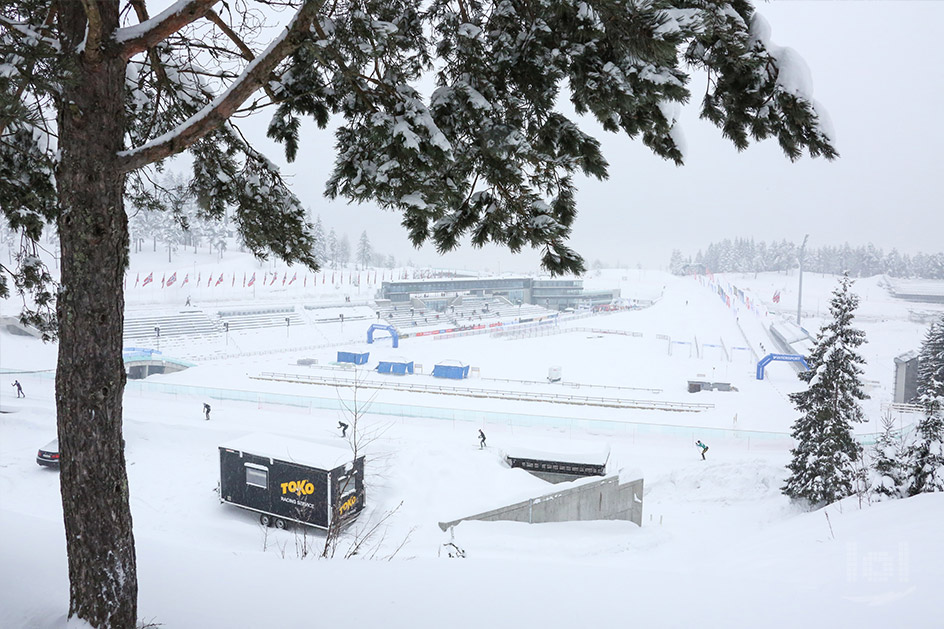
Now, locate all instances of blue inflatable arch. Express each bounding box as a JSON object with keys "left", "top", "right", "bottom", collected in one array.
[
  {"left": 756, "top": 353, "right": 809, "bottom": 380},
  {"left": 367, "top": 323, "right": 399, "bottom": 348}
]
